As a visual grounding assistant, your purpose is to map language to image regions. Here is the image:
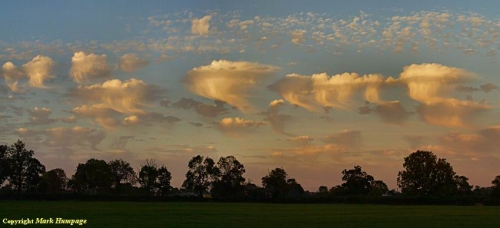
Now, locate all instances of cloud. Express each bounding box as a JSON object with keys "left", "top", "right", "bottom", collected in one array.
[
  {"left": 70, "top": 51, "right": 110, "bottom": 83},
  {"left": 111, "top": 136, "right": 135, "bottom": 150},
  {"left": 69, "top": 78, "right": 163, "bottom": 127},
  {"left": 15, "top": 126, "right": 105, "bottom": 151},
  {"left": 323, "top": 130, "right": 362, "bottom": 149},
  {"left": 164, "top": 144, "right": 218, "bottom": 154},
  {"left": 373, "top": 101, "right": 410, "bottom": 124},
  {"left": 173, "top": 98, "right": 228, "bottom": 118},
  {"left": 28, "top": 107, "right": 56, "bottom": 125},
  {"left": 290, "top": 29, "right": 307, "bottom": 44},
  {"left": 436, "top": 126, "right": 500, "bottom": 160},
  {"left": 70, "top": 78, "right": 162, "bottom": 114},
  {"left": 402, "top": 135, "right": 426, "bottom": 149},
  {"left": 122, "top": 113, "right": 181, "bottom": 126},
  {"left": 191, "top": 15, "right": 211, "bottom": 36},
  {"left": 455, "top": 83, "right": 498, "bottom": 93},
  {"left": 400, "top": 63, "right": 490, "bottom": 127},
  {"left": 261, "top": 99, "right": 293, "bottom": 135},
  {"left": 287, "top": 135, "right": 314, "bottom": 147},
  {"left": 2, "top": 62, "right": 24, "bottom": 92},
  {"left": 217, "top": 117, "right": 266, "bottom": 137},
  {"left": 22, "top": 55, "right": 55, "bottom": 88},
  {"left": 2, "top": 55, "right": 55, "bottom": 91},
  {"left": 270, "top": 72, "right": 392, "bottom": 112},
  {"left": 183, "top": 60, "right": 279, "bottom": 112},
  {"left": 119, "top": 53, "right": 149, "bottom": 72}
]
